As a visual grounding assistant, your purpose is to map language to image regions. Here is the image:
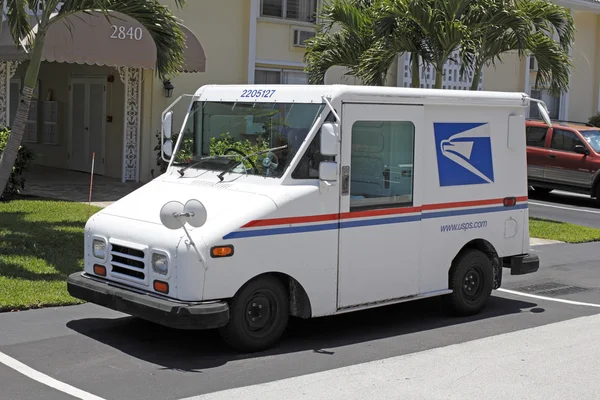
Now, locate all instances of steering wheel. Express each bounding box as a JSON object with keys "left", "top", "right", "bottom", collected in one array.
[
  {"left": 261, "top": 152, "right": 280, "bottom": 177},
  {"left": 223, "top": 148, "right": 257, "bottom": 171}
]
